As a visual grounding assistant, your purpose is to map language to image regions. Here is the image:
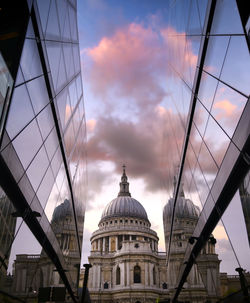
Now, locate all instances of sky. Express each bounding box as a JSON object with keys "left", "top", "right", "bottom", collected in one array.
[{"left": 76, "top": 0, "right": 250, "bottom": 276}]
